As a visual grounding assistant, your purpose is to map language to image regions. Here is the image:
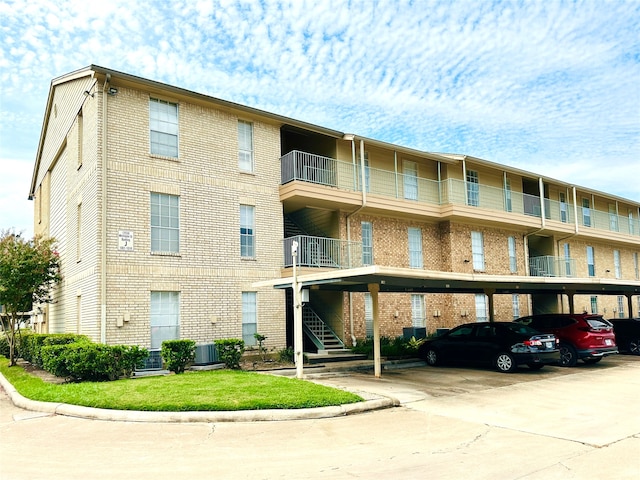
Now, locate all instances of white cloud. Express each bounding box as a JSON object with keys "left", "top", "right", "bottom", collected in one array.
[{"left": 0, "top": 159, "right": 34, "bottom": 238}]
